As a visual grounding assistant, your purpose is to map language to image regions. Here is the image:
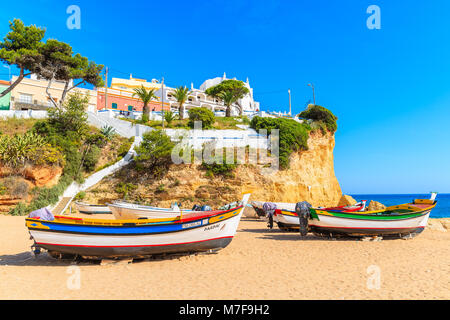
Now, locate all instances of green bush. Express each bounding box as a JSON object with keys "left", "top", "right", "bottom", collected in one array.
[
  {"left": 134, "top": 130, "right": 174, "bottom": 175},
  {"left": 0, "top": 132, "right": 65, "bottom": 168},
  {"left": 74, "top": 191, "right": 86, "bottom": 201},
  {"left": 47, "top": 91, "right": 89, "bottom": 137},
  {"left": 9, "top": 202, "right": 28, "bottom": 216},
  {"left": 85, "top": 133, "right": 107, "bottom": 148},
  {"left": 298, "top": 104, "right": 337, "bottom": 133},
  {"left": 117, "top": 137, "right": 134, "bottom": 158},
  {"left": 188, "top": 107, "right": 215, "bottom": 129},
  {"left": 202, "top": 162, "right": 236, "bottom": 178},
  {"left": 164, "top": 111, "right": 177, "bottom": 126},
  {"left": 250, "top": 116, "right": 310, "bottom": 169},
  {"left": 83, "top": 145, "right": 101, "bottom": 172}
]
